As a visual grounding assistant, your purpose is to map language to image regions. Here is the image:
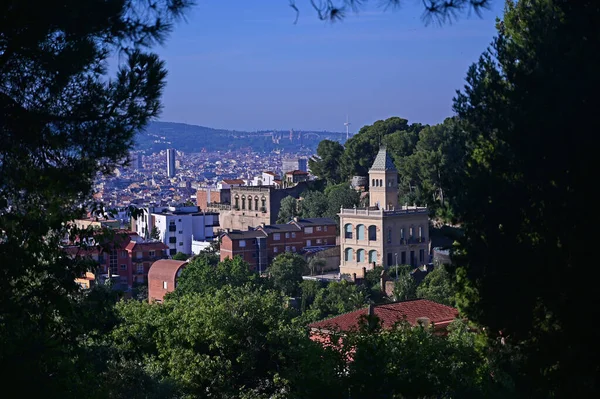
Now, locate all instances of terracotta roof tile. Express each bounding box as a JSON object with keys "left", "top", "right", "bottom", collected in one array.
[
  {"left": 222, "top": 179, "right": 245, "bottom": 185},
  {"left": 285, "top": 170, "right": 309, "bottom": 175},
  {"left": 309, "top": 299, "right": 458, "bottom": 332}
]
